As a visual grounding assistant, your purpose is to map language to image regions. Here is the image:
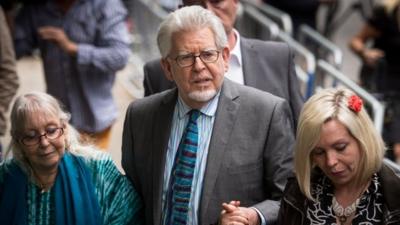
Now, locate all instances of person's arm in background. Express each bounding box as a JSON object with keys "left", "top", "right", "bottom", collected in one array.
[
  {"left": 349, "top": 23, "right": 384, "bottom": 67},
  {"left": 37, "top": 0, "right": 131, "bottom": 74},
  {"left": 0, "top": 6, "right": 19, "bottom": 149}
]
